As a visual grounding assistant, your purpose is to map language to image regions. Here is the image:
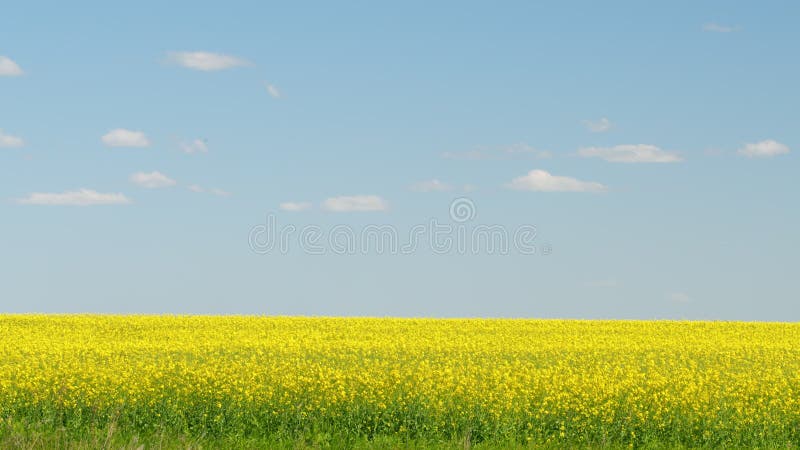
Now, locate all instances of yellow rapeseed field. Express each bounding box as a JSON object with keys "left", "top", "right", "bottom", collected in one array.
[{"left": 1, "top": 315, "right": 799, "bottom": 447}]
